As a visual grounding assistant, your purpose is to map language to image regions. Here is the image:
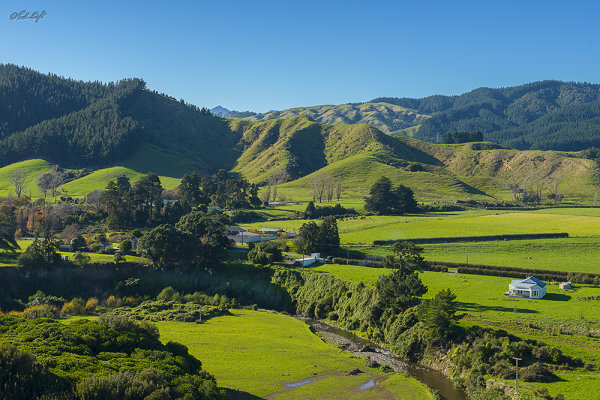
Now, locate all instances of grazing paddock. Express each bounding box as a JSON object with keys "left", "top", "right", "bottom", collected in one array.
[{"left": 156, "top": 309, "right": 434, "bottom": 399}]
